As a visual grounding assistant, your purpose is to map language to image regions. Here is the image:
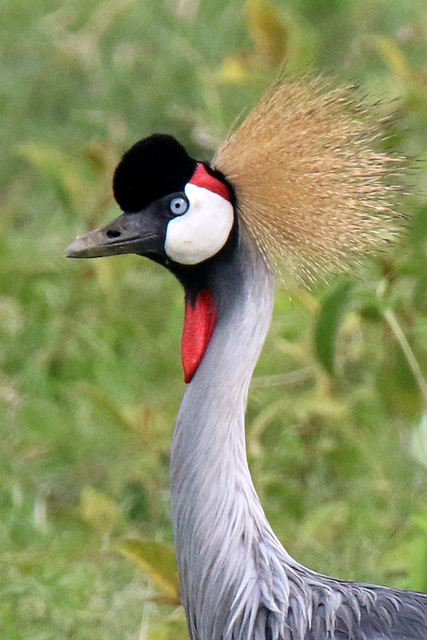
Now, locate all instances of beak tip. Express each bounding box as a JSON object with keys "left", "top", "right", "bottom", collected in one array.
[{"left": 64, "top": 237, "right": 85, "bottom": 258}]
